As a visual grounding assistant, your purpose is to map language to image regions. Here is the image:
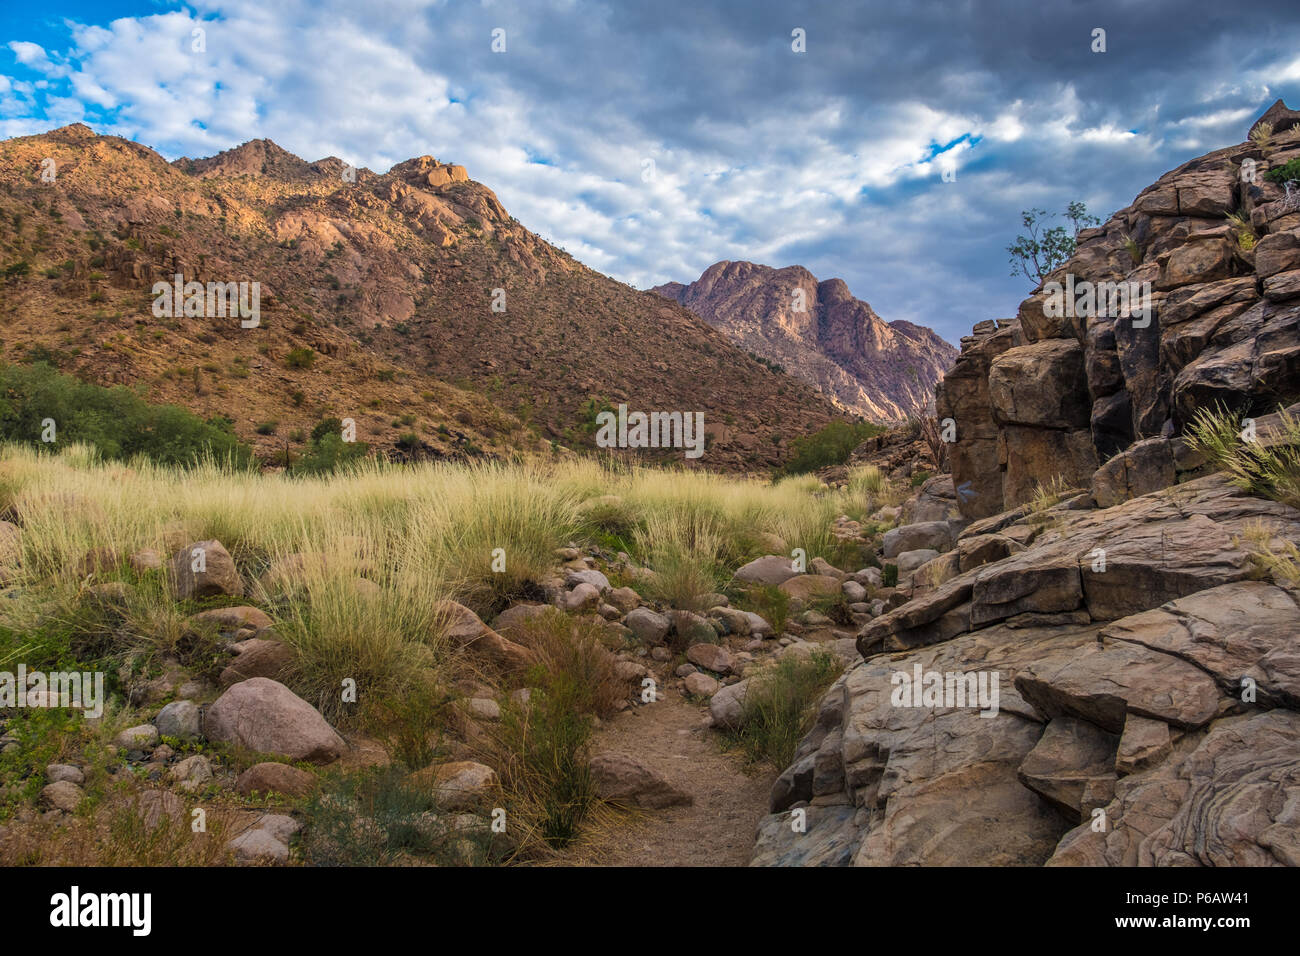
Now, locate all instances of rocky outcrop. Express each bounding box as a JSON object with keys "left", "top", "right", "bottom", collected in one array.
[
  {"left": 654, "top": 261, "right": 957, "bottom": 421},
  {"left": 939, "top": 106, "right": 1300, "bottom": 520},
  {"left": 753, "top": 470, "right": 1300, "bottom": 866}
]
